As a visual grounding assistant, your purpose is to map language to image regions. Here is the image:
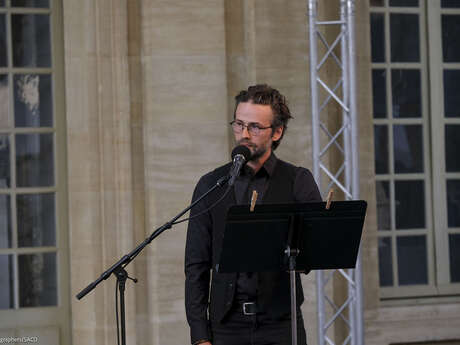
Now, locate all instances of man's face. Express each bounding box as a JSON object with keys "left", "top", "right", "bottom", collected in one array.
[{"left": 234, "top": 102, "right": 283, "bottom": 161}]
